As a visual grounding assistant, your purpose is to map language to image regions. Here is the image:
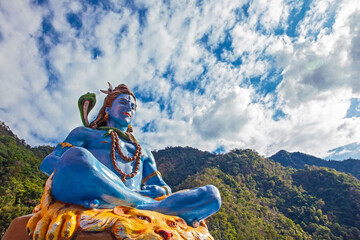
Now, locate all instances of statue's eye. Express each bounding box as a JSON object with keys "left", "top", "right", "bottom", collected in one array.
[
  {"left": 166, "top": 220, "right": 177, "bottom": 227},
  {"left": 137, "top": 215, "right": 151, "bottom": 223}
]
